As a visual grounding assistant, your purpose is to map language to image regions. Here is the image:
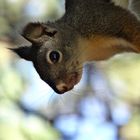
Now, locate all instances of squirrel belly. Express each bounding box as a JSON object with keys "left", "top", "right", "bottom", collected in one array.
[{"left": 78, "top": 35, "right": 138, "bottom": 62}]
